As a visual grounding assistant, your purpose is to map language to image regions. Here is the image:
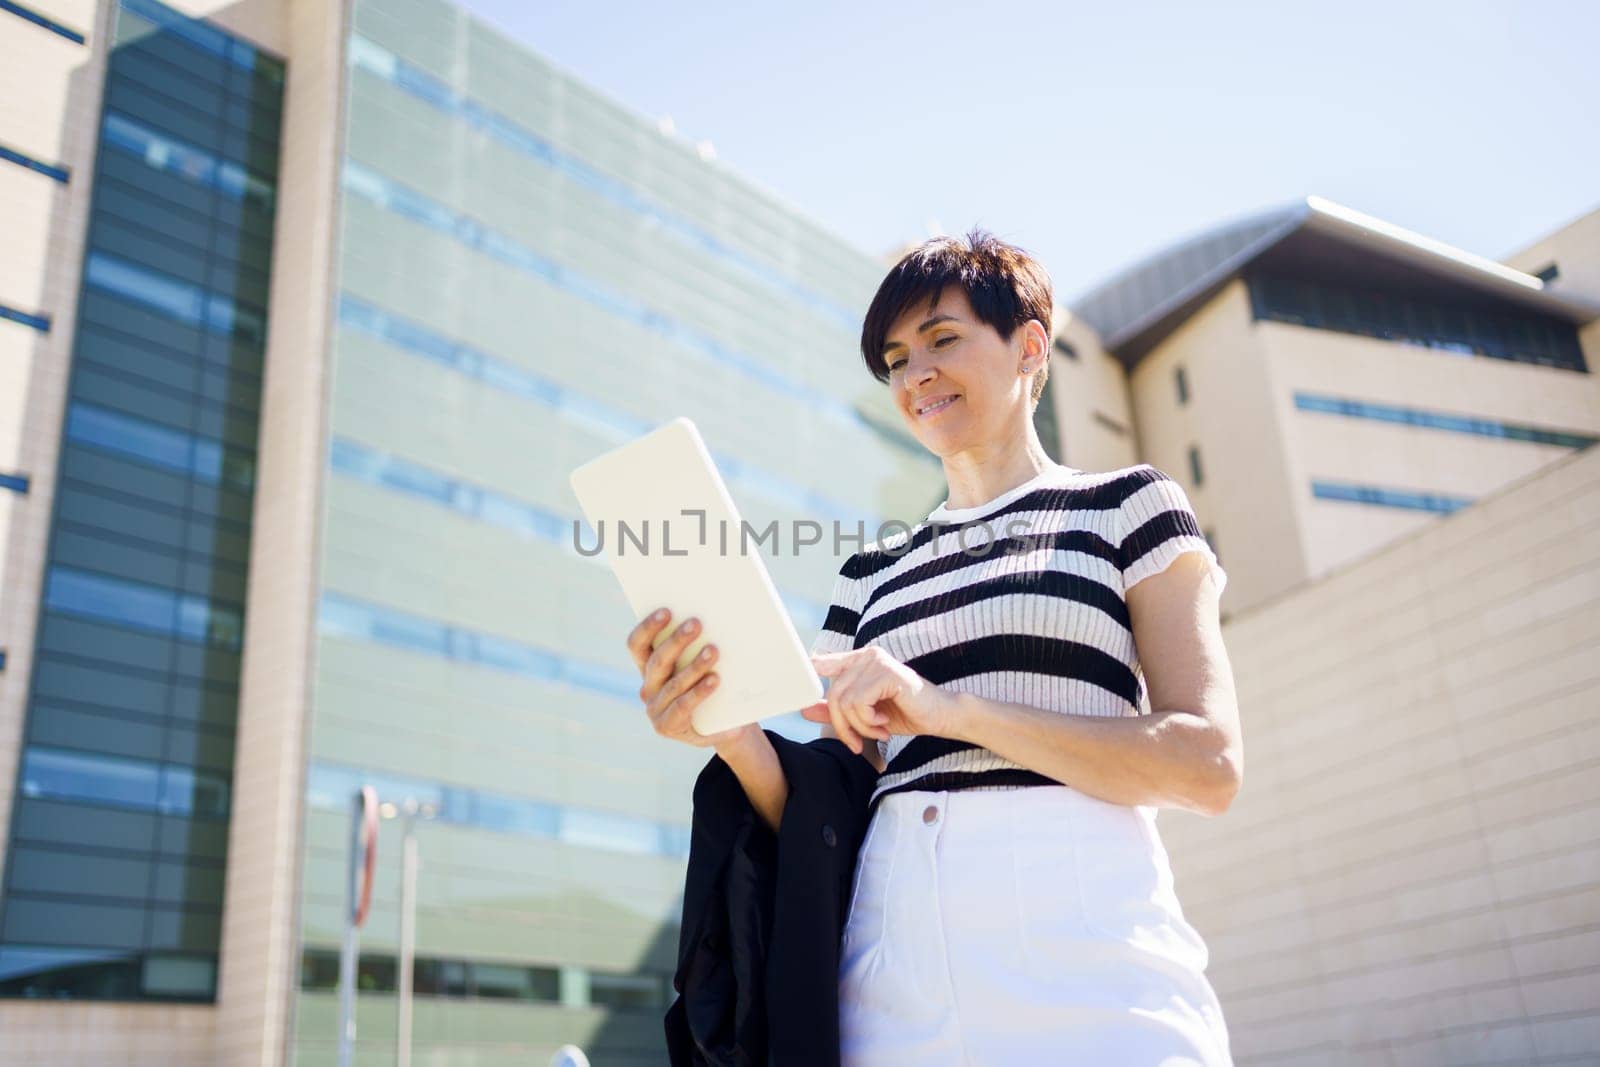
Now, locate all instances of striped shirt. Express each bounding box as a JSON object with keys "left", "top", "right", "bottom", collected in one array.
[{"left": 809, "top": 462, "right": 1227, "bottom": 810}]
